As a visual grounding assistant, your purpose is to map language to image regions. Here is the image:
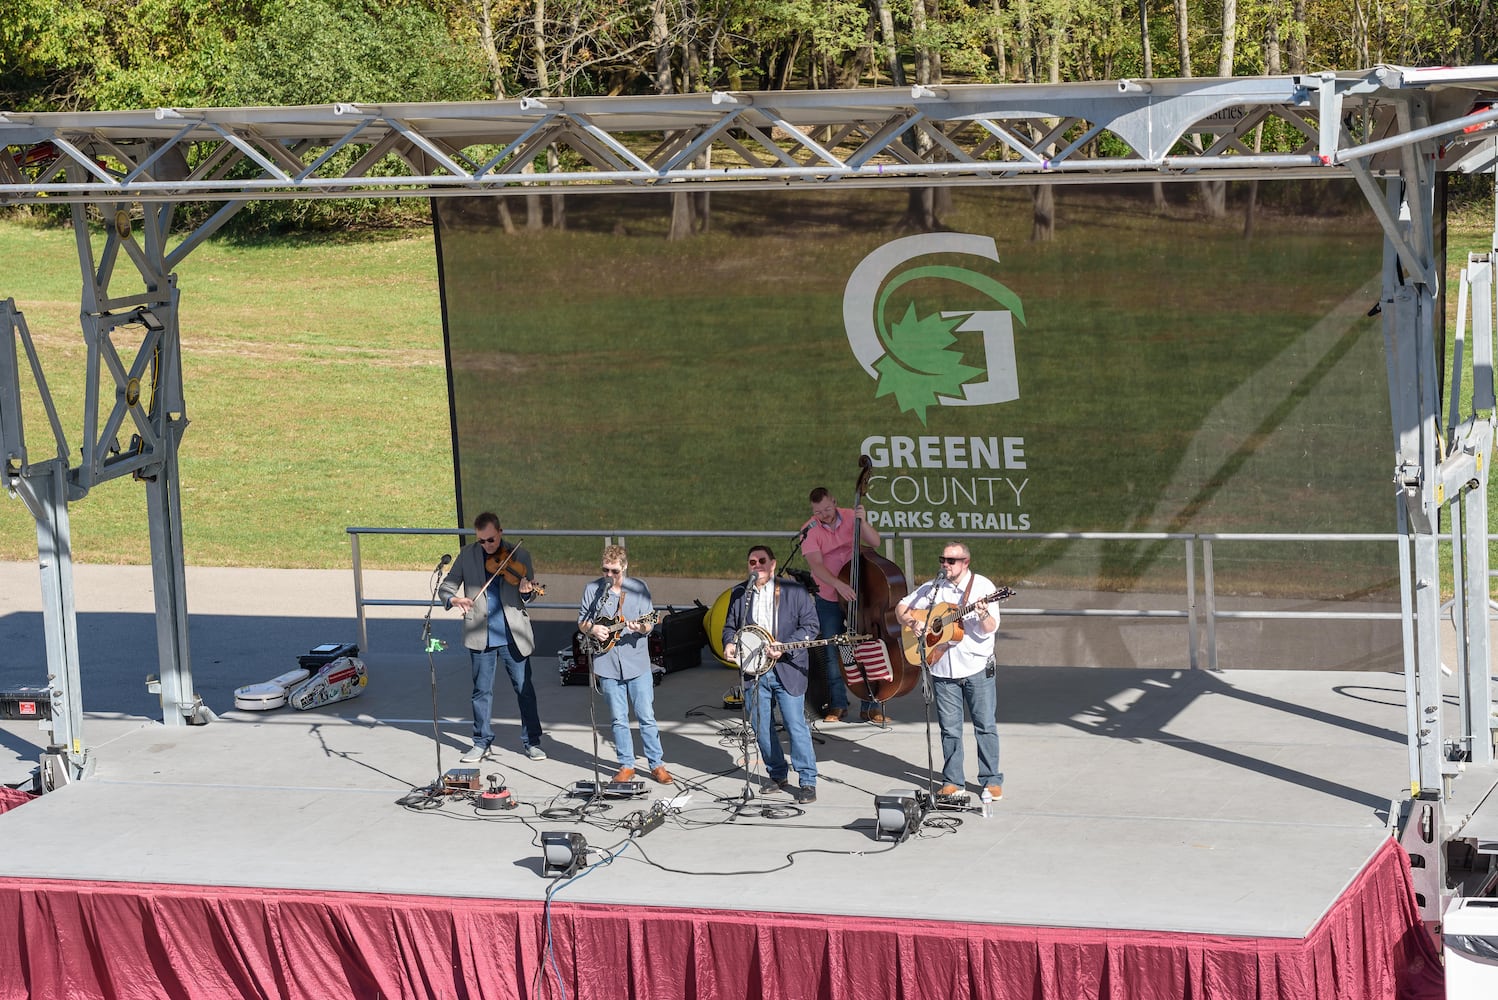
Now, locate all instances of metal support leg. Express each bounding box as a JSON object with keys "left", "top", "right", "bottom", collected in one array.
[
  {"left": 144, "top": 412, "right": 206, "bottom": 724},
  {"left": 13, "top": 459, "right": 85, "bottom": 776},
  {"left": 1463, "top": 471, "right": 1494, "bottom": 763}
]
